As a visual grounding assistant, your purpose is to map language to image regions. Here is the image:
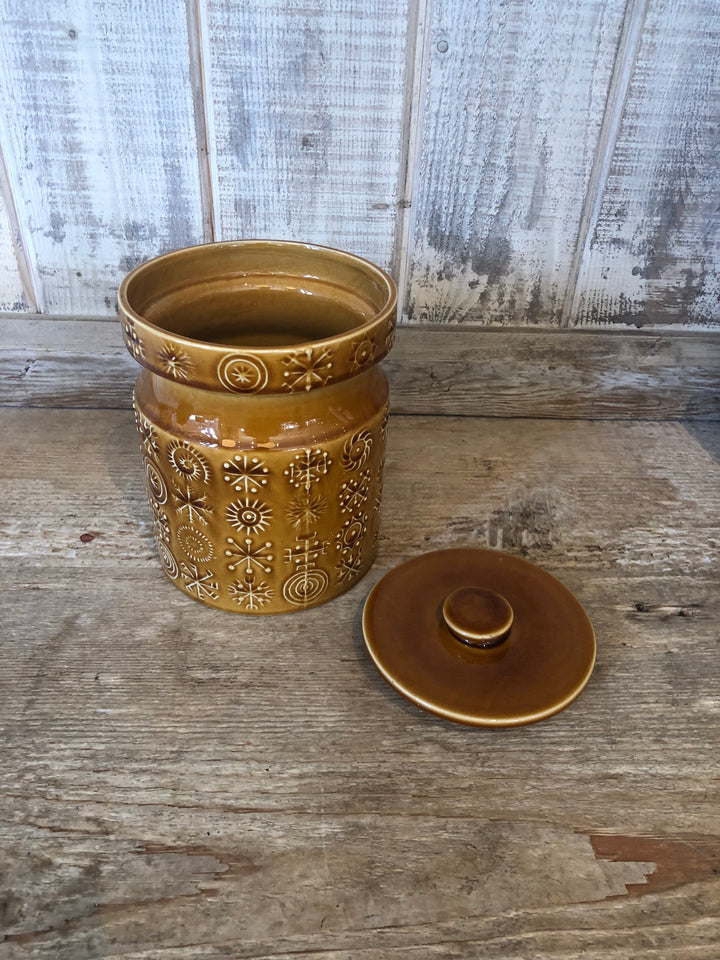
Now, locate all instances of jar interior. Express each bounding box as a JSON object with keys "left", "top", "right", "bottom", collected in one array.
[{"left": 133, "top": 274, "right": 377, "bottom": 348}]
